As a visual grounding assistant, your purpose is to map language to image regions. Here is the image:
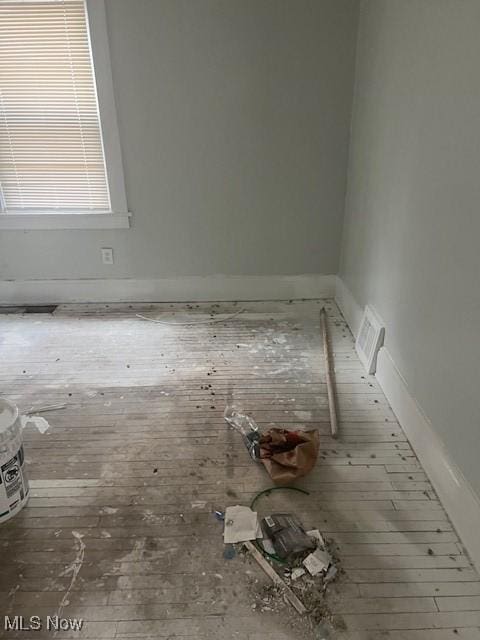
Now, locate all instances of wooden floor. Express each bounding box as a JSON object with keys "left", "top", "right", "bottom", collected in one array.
[{"left": 1, "top": 300, "right": 479, "bottom": 639}]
